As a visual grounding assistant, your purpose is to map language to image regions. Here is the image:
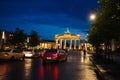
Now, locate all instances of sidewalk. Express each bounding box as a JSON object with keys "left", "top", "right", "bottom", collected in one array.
[{"left": 90, "top": 54, "right": 120, "bottom": 80}]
